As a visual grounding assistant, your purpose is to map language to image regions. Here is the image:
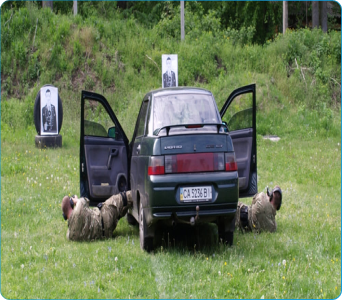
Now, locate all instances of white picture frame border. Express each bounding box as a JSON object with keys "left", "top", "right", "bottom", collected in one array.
[
  {"left": 40, "top": 86, "right": 59, "bottom": 136},
  {"left": 162, "top": 54, "right": 178, "bottom": 88}
]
